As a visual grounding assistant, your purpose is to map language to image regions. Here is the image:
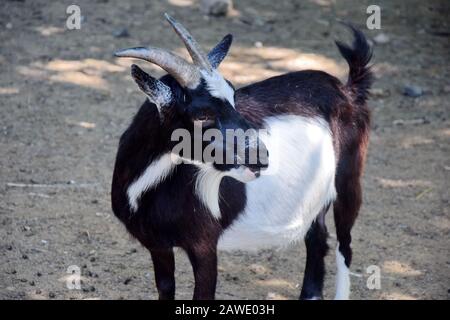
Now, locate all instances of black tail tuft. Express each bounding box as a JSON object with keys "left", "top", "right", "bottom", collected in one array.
[{"left": 335, "top": 24, "right": 373, "bottom": 106}]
